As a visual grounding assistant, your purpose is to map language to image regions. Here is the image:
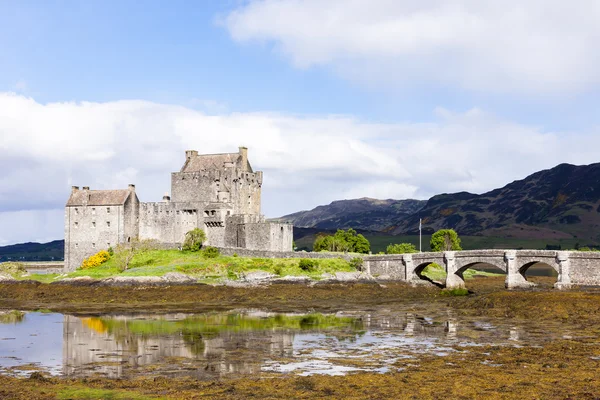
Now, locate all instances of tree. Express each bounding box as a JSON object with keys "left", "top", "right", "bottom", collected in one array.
[
  {"left": 386, "top": 243, "right": 418, "bottom": 254},
  {"left": 312, "top": 229, "right": 371, "bottom": 254},
  {"left": 430, "top": 229, "right": 462, "bottom": 252},
  {"left": 113, "top": 238, "right": 158, "bottom": 271},
  {"left": 182, "top": 228, "right": 207, "bottom": 252}
]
